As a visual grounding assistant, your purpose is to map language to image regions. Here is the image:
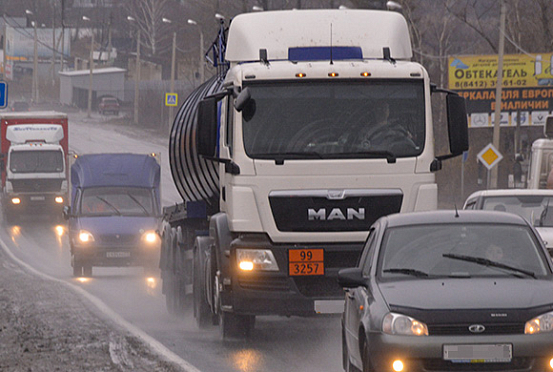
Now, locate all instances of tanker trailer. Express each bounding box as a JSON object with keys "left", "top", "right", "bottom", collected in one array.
[{"left": 159, "top": 8, "right": 469, "bottom": 340}]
